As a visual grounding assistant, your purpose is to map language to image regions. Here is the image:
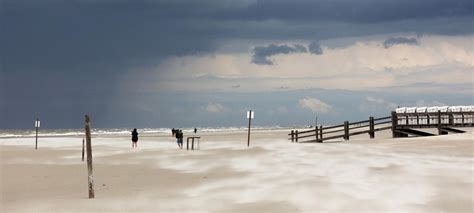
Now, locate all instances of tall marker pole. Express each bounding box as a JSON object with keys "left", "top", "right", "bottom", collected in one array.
[
  {"left": 35, "top": 117, "right": 40, "bottom": 150},
  {"left": 247, "top": 110, "right": 254, "bottom": 147},
  {"left": 84, "top": 115, "right": 95, "bottom": 198}
]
